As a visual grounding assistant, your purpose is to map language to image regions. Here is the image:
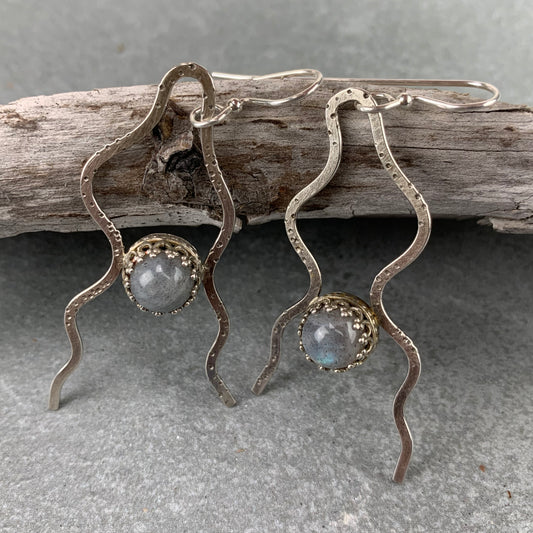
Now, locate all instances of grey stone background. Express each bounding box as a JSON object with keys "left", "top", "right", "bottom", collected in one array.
[{"left": 0, "top": 1, "right": 531, "bottom": 532}]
